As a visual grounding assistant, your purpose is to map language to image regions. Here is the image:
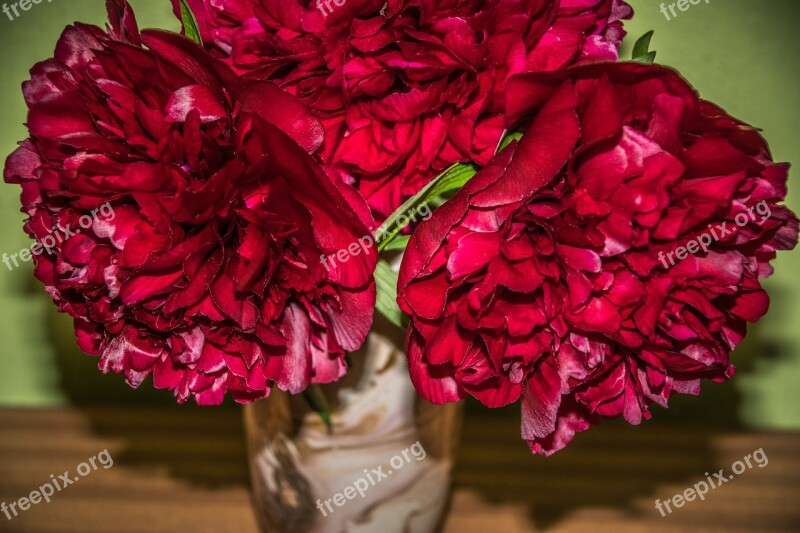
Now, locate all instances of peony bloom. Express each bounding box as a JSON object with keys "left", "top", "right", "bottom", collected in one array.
[
  {"left": 4, "top": 0, "right": 376, "bottom": 405},
  {"left": 174, "top": 0, "right": 632, "bottom": 217},
  {"left": 397, "top": 62, "right": 798, "bottom": 454}
]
